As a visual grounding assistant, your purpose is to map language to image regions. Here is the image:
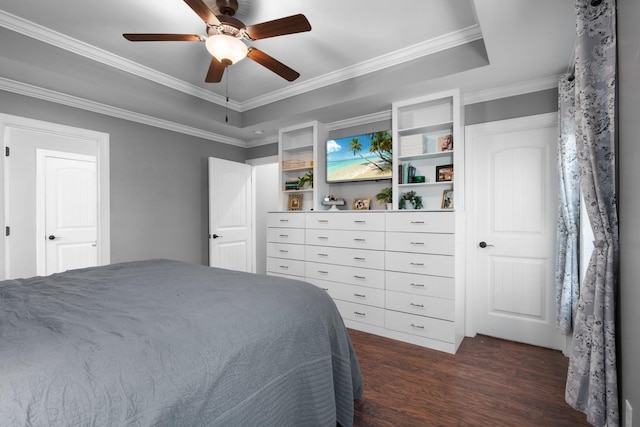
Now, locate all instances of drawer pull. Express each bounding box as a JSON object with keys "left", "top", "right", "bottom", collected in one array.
[
  {"left": 354, "top": 293, "right": 367, "bottom": 298},
  {"left": 410, "top": 283, "right": 425, "bottom": 288},
  {"left": 318, "top": 270, "right": 329, "bottom": 274},
  {"left": 410, "top": 323, "right": 425, "bottom": 329},
  {"left": 353, "top": 257, "right": 365, "bottom": 261},
  {"left": 318, "top": 219, "right": 329, "bottom": 223},
  {"left": 410, "top": 303, "right": 425, "bottom": 308},
  {"left": 322, "top": 288, "right": 329, "bottom": 291},
  {"left": 410, "top": 242, "right": 425, "bottom": 245},
  {"left": 354, "top": 311, "right": 366, "bottom": 317},
  {"left": 317, "top": 236, "right": 329, "bottom": 240},
  {"left": 279, "top": 249, "right": 289, "bottom": 253},
  {"left": 354, "top": 220, "right": 366, "bottom": 224},
  {"left": 279, "top": 265, "right": 289, "bottom": 269},
  {"left": 279, "top": 234, "right": 289, "bottom": 238},
  {"left": 318, "top": 253, "right": 328, "bottom": 257},
  {"left": 279, "top": 219, "right": 289, "bottom": 222},
  {"left": 411, "top": 221, "right": 425, "bottom": 224},
  {"left": 354, "top": 238, "right": 366, "bottom": 242},
  {"left": 354, "top": 275, "right": 366, "bottom": 280},
  {"left": 410, "top": 262, "right": 425, "bottom": 266}
]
